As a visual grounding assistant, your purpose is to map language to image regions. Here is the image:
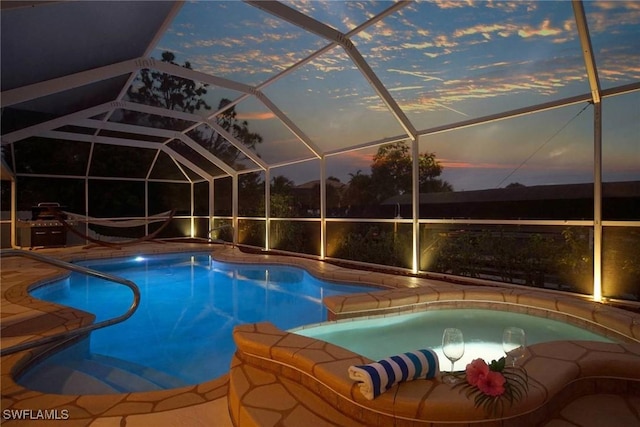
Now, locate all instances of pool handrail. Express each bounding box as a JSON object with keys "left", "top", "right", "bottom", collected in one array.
[{"left": 0, "top": 249, "right": 141, "bottom": 357}]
